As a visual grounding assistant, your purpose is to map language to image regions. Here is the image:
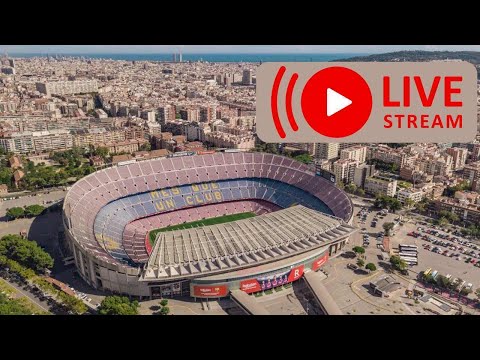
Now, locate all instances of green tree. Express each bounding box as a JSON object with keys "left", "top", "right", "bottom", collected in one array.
[
  {"left": 460, "top": 287, "right": 472, "bottom": 296},
  {"left": 160, "top": 306, "right": 170, "bottom": 315},
  {"left": 94, "top": 146, "right": 110, "bottom": 159},
  {"left": 293, "top": 153, "right": 313, "bottom": 164},
  {"left": 404, "top": 198, "right": 414, "bottom": 209},
  {"left": 444, "top": 181, "right": 471, "bottom": 197},
  {"left": 139, "top": 143, "right": 152, "bottom": 152},
  {"left": 357, "top": 258, "right": 365, "bottom": 267},
  {"left": 6, "top": 207, "right": 25, "bottom": 220},
  {"left": 356, "top": 188, "right": 365, "bottom": 197},
  {"left": 383, "top": 222, "right": 395, "bottom": 236},
  {"left": 414, "top": 201, "right": 426, "bottom": 213},
  {"left": 365, "top": 263, "right": 377, "bottom": 272},
  {"left": 24, "top": 204, "right": 46, "bottom": 217},
  {"left": 437, "top": 217, "right": 449, "bottom": 227},
  {"left": 0, "top": 234, "right": 53, "bottom": 272},
  {"left": 390, "top": 255, "right": 407, "bottom": 272},
  {"left": 160, "top": 299, "right": 169, "bottom": 307},
  {"left": 389, "top": 198, "right": 402, "bottom": 213},
  {"left": 424, "top": 273, "right": 436, "bottom": 284},
  {"left": 344, "top": 183, "right": 357, "bottom": 194},
  {"left": 0, "top": 293, "right": 34, "bottom": 315},
  {"left": 436, "top": 274, "right": 451, "bottom": 288},
  {"left": 352, "top": 246, "right": 365, "bottom": 255},
  {"left": 98, "top": 296, "right": 139, "bottom": 315},
  {"left": 0, "top": 167, "right": 13, "bottom": 188}
]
